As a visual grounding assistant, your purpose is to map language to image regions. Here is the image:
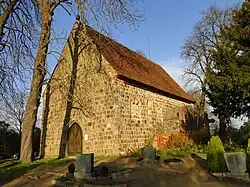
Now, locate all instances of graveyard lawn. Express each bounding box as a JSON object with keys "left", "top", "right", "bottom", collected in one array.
[
  {"left": 0, "top": 158, "right": 74, "bottom": 185},
  {"left": 1, "top": 156, "right": 250, "bottom": 187}
]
